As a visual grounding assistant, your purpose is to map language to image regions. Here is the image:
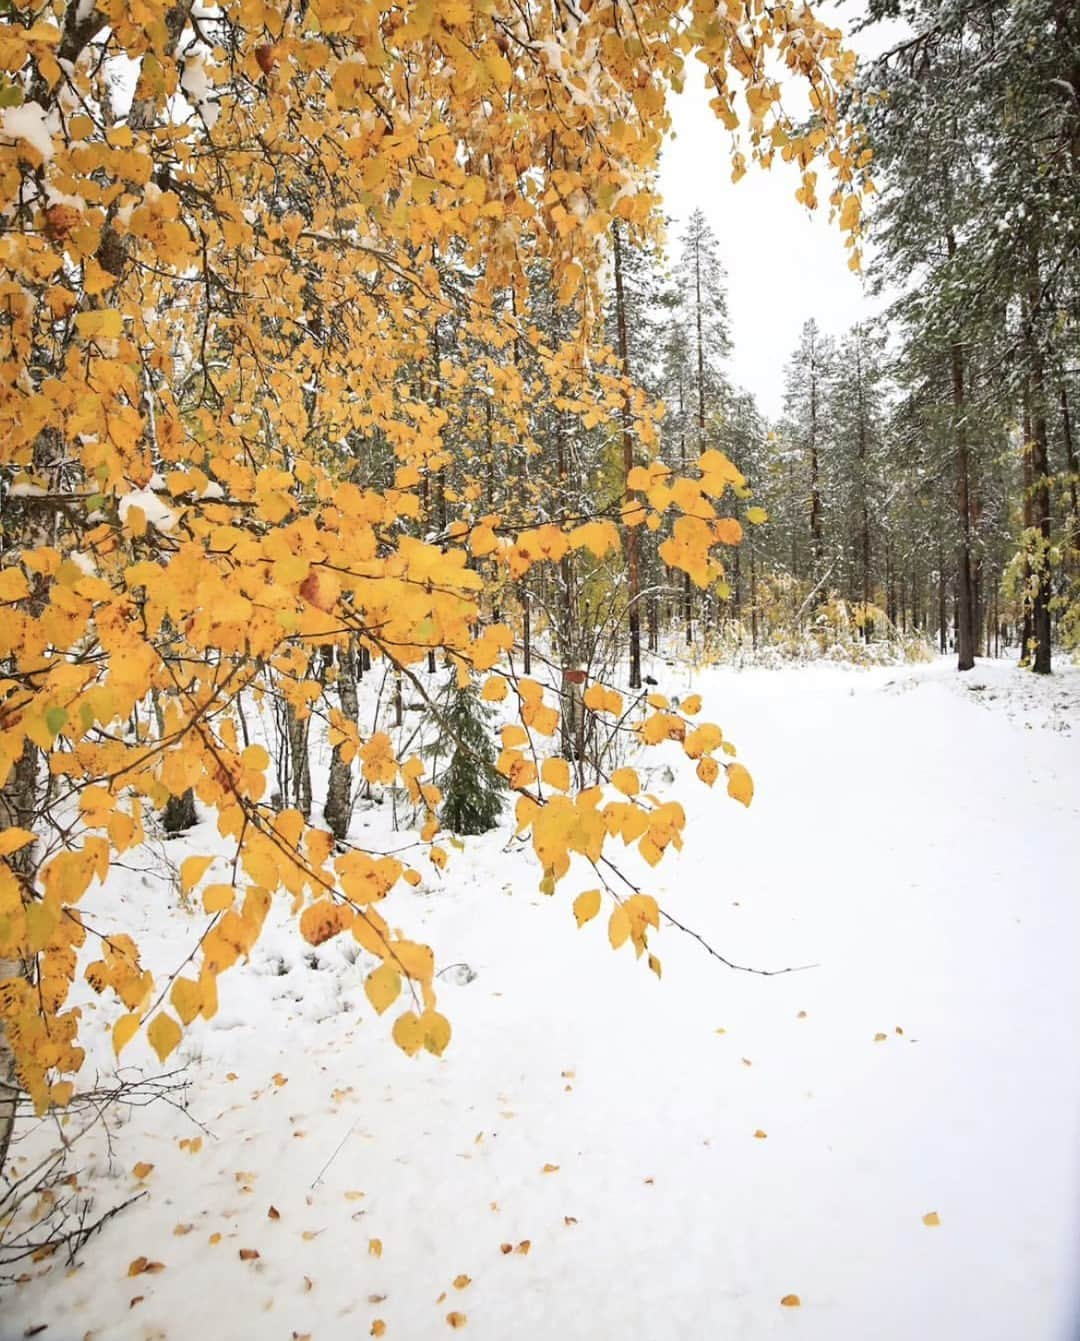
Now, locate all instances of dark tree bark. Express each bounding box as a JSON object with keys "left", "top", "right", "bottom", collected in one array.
[
  {"left": 612, "top": 223, "right": 642, "bottom": 689},
  {"left": 325, "top": 641, "right": 359, "bottom": 841}
]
